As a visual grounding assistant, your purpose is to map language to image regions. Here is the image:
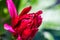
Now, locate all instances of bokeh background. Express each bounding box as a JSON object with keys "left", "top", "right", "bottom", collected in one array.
[{"left": 0, "top": 0, "right": 60, "bottom": 40}]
